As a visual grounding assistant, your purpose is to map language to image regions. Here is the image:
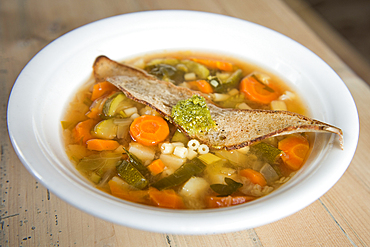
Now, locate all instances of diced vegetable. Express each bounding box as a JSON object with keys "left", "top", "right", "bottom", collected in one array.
[
  {"left": 102, "top": 92, "right": 127, "bottom": 117},
  {"left": 240, "top": 75, "right": 280, "bottom": 104},
  {"left": 250, "top": 142, "right": 282, "bottom": 164},
  {"left": 278, "top": 135, "right": 310, "bottom": 170},
  {"left": 190, "top": 58, "right": 234, "bottom": 72},
  {"left": 213, "top": 69, "right": 243, "bottom": 93},
  {"left": 128, "top": 142, "right": 156, "bottom": 163},
  {"left": 116, "top": 160, "right": 148, "bottom": 189},
  {"left": 239, "top": 168, "right": 267, "bottom": 186},
  {"left": 259, "top": 163, "right": 279, "bottom": 183},
  {"left": 148, "top": 187, "right": 185, "bottom": 209},
  {"left": 148, "top": 159, "right": 165, "bottom": 175},
  {"left": 159, "top": 154, "right": 186, "bottom": 170},
  {"left": 179, "top": 177, "right": 209, "bottom": 198},
  {"left": 151, "top": 158, "right": 206, "bottom": 190},
  {"left": 210, "top": 177, "right": 243, "bottom": 196},
  {"left": 73, "top": 119, "right": 95, "bottom": 144},
  {"left": 206, "top": 195, "right": 255, "bottom": 208},
  {"left": 181, "top": 60, "right": 210, "bottom": 79},
  {"left": 171, "top": 129, "right": 189, "bottom": 145},
  {"left": 130, "top": 115, "right": 169, "bottom": 146},
  {"left": 86, "top": 139, "right": 120, "bottom": 151},
  {"left": 76, "top": 152, "right": 121, "bottom": 174},
  {"left": 197, "top": 153, "right": 221, "bottom": 165},
  {"left": 93, "top": 118, "right": 117, "bottom": 139},
  {"left": 108, "top": 178, "right": 149, "bottom": 204},
  {"left": 270, "top": 100, "right": 287, "bottom": 111},
  {"left": 123, "top": 147, "right": 150, "bottom": 178},
  {"left": 189, "top": 80, "right": 214, "bottom": 94},
  {"left": 91, "top": 81, "right": 117, "bottom": 101}
]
